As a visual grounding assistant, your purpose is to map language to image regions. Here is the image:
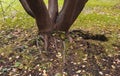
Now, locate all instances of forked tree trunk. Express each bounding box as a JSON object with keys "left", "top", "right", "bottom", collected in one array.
[
  {"left": 19, "top": 0, "right": 88, "bottom": 50},
  {"left": 19, "top": 0, "right": 88, "bottom": 33}
]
